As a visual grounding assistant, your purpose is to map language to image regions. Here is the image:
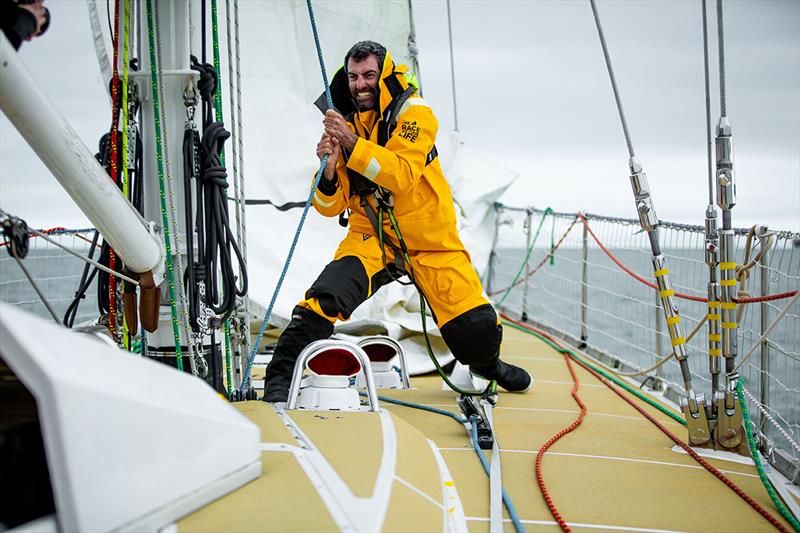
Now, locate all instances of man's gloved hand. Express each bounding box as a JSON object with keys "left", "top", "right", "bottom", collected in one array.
[{"left": 17, "top": 0, "right": 50, "bottom": 39}]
